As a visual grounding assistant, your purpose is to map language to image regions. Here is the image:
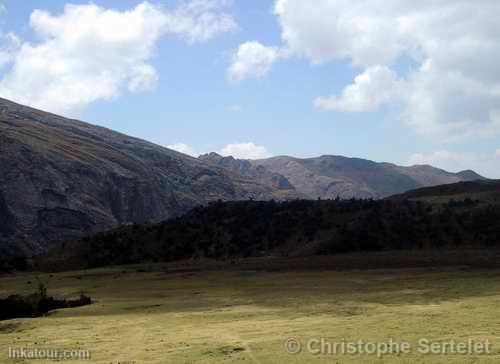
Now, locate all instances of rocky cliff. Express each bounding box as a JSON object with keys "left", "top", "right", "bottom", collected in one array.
[
  {"left": 199, "top": 152, "right": 296, "bottom": 191},
  {"left": 0, "top": 98, "right": 290, "bottom": 253}
]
